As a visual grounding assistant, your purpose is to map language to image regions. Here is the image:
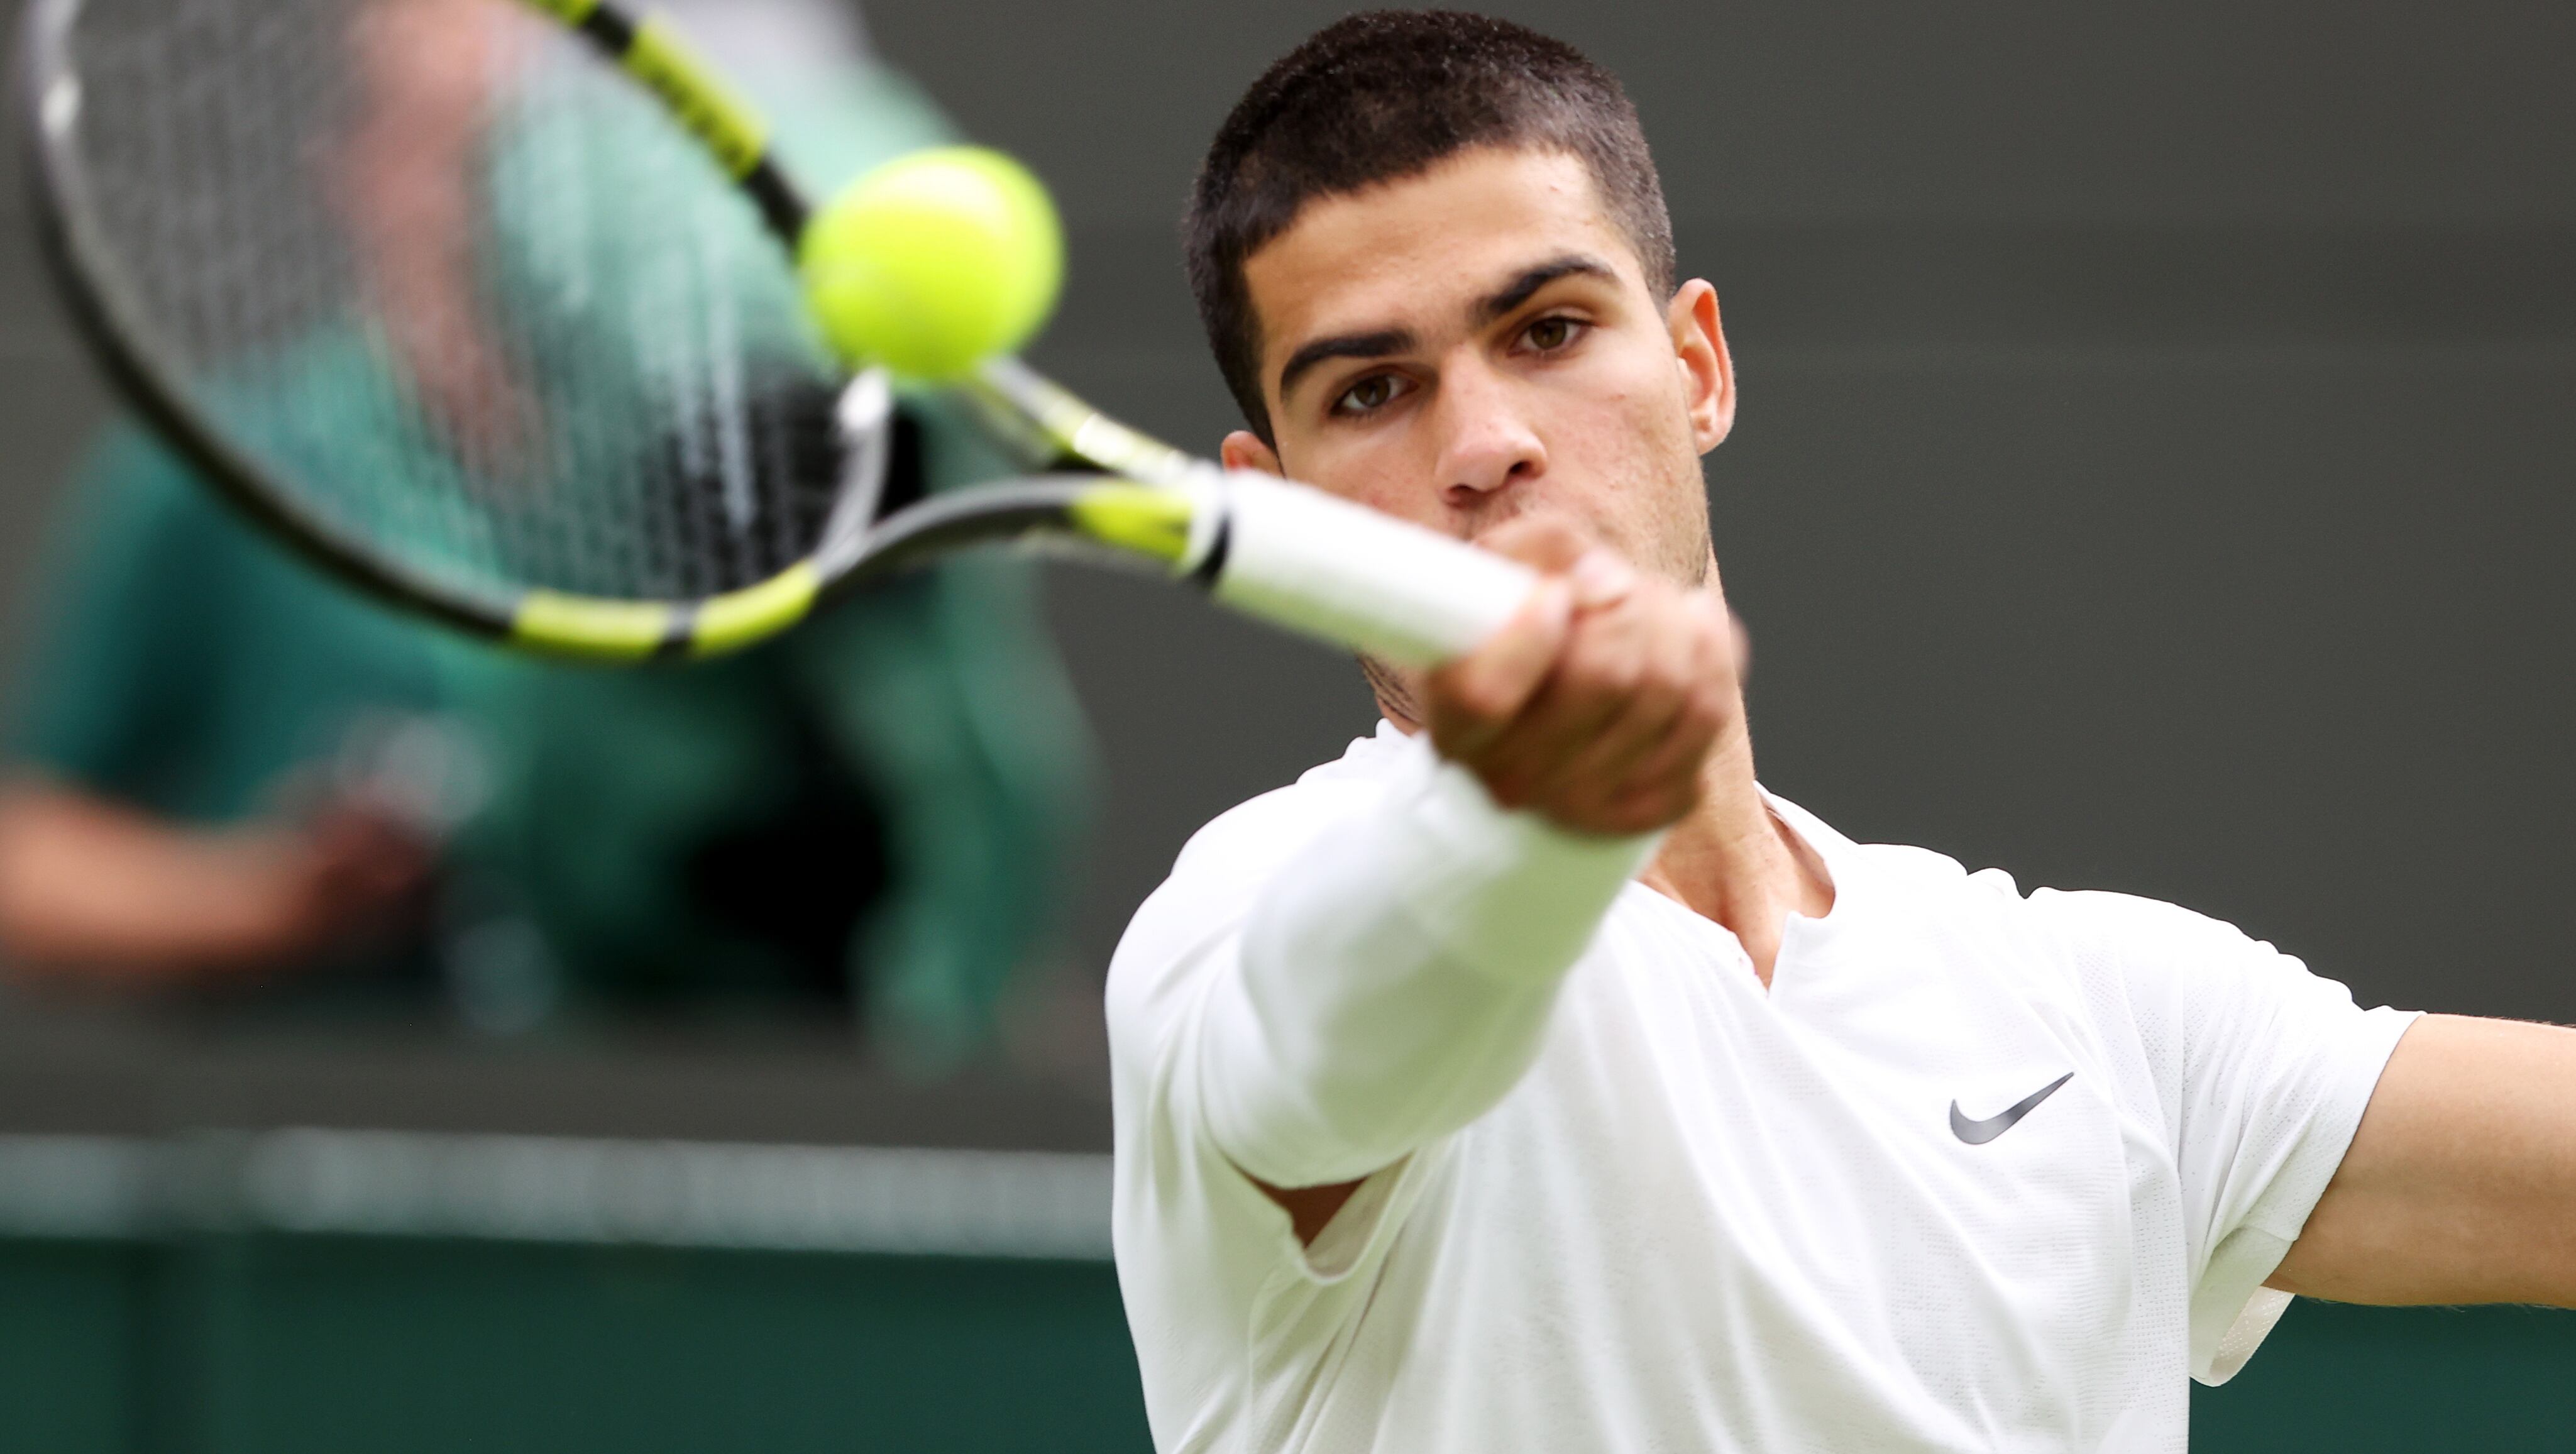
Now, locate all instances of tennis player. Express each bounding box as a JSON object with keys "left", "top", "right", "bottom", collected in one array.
[{"left": 1106, "top": 12, "right": 2576, "bottom": 1451}]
